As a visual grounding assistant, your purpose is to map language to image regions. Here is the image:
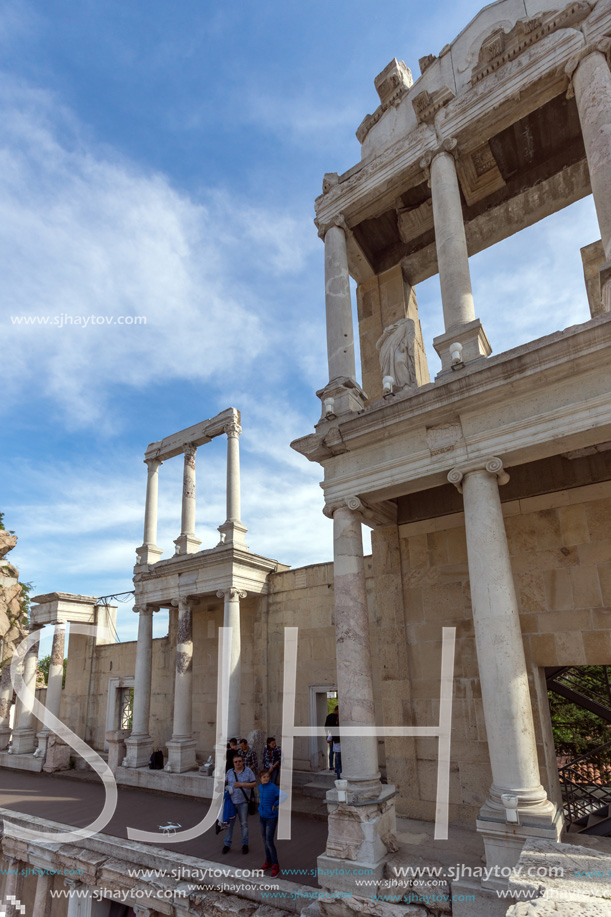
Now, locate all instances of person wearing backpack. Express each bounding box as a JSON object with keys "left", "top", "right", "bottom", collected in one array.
[{"left": 222, "top": 754, "right": 256, "bottom": 854}]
